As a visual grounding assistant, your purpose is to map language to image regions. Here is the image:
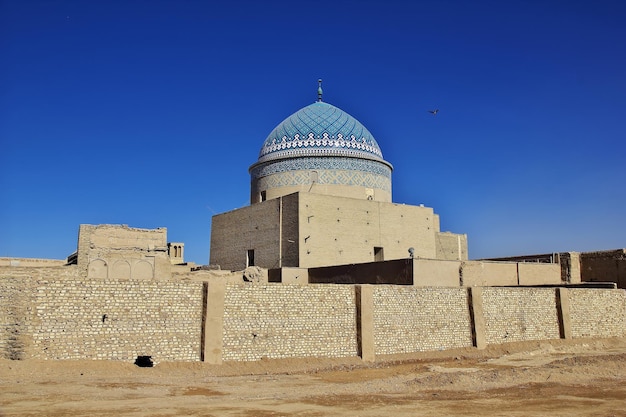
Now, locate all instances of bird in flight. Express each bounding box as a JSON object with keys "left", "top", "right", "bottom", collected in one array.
[{"left": 428, "top": 109, "right": 439, "bottom": 115}]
